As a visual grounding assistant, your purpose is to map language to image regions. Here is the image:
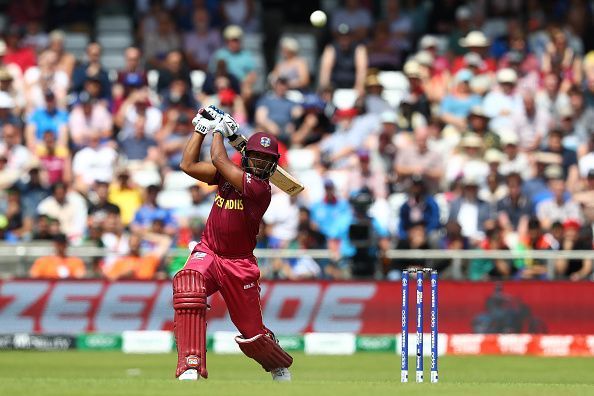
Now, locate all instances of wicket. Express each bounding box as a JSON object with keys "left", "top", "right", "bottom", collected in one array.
[{"left": 401, "top": 268, "right": 439, "bottom": 383}]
